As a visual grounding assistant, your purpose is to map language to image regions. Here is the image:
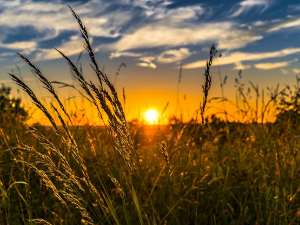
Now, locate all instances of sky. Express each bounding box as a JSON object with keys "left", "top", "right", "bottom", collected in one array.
[{"left": 1, "top": 0, "right": 300, "bottom": 124}]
